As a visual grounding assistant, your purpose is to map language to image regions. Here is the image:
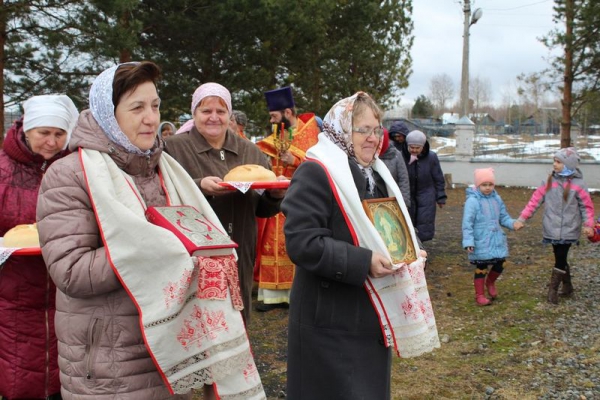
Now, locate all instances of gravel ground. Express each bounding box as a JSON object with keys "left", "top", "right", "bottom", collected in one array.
[{"left": 532, "top": 247, "right": 600, "bottom": 400}]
